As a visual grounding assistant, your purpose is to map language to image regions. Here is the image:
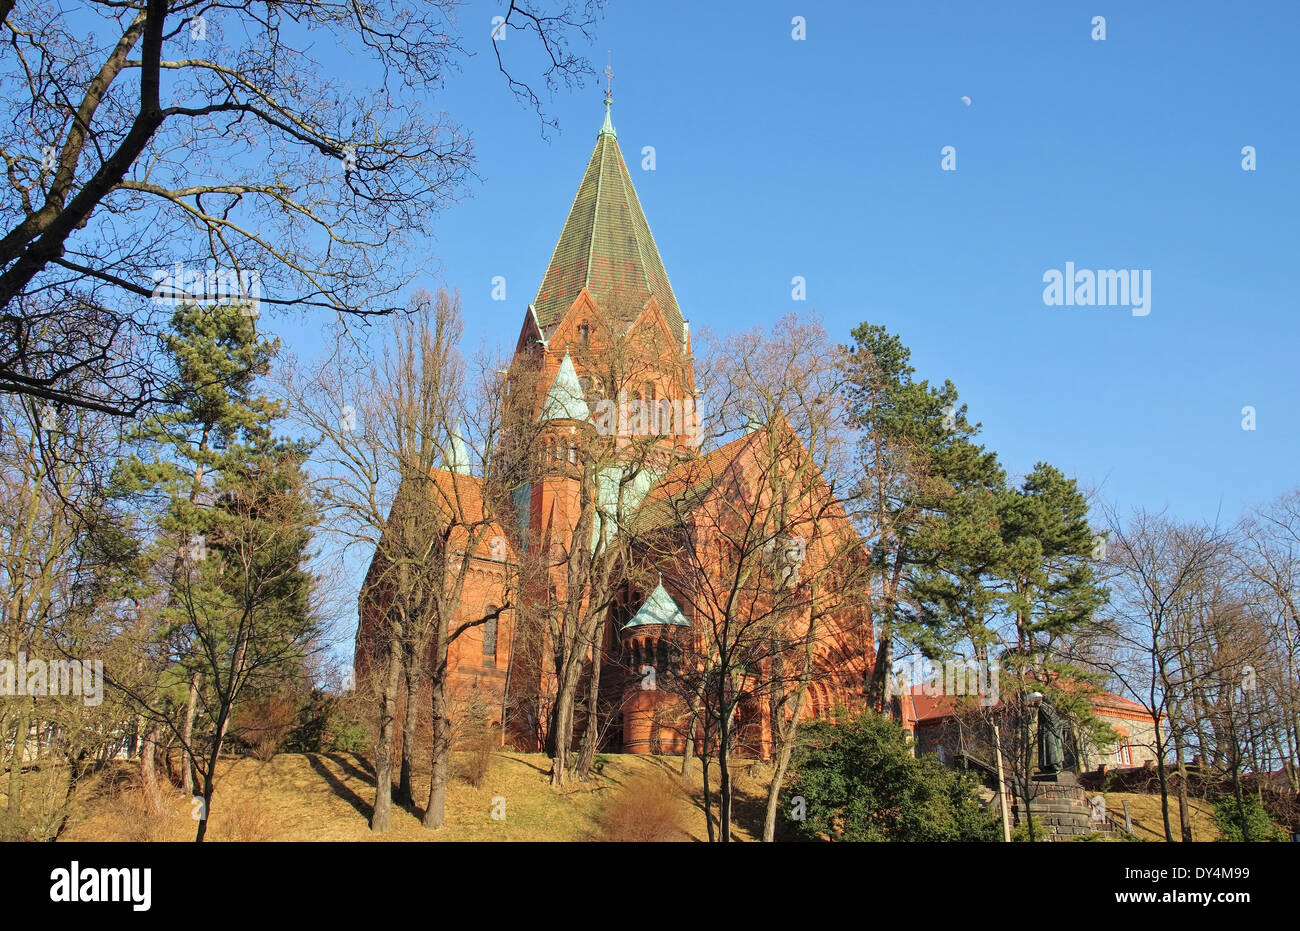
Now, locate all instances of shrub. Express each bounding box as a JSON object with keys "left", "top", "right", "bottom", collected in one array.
[
  {"left": 787, "top": 711, "right": 1002, "bottom": 842},
  {"left": 1213, "top": 793, "right": 1288, "bottom": 842},
  {"left": 456, "top": 727, "right": 497, "bottom": 788},
  {"left": 284, "top": 689, "right": 370, "bottom": 754},
  {"left": 231, "top": 690, "right": 300, "bottom": 761},
  {"left": 593, "top": 774, "right": 689, "bottom": 842}
]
